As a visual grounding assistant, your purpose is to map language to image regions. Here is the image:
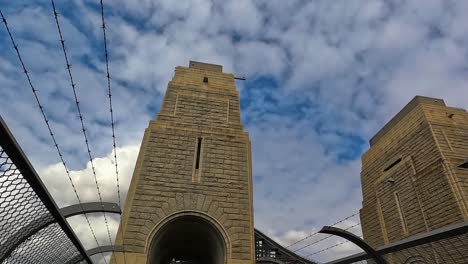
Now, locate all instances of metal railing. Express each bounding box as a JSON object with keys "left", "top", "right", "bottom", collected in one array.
[
  {"left": 0, "top": 116, "right": 92, "bottom": 264},
  {"left": 255, "top": 229, "right": 318, "bottom": 264},
  {"left": 324, "top": 220, "right": 468, "bottom": 264}
]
